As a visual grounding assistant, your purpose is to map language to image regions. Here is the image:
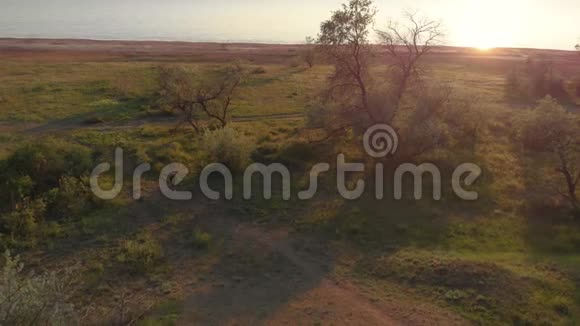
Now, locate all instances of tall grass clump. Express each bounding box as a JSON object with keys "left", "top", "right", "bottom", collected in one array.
[
  {"left": 201, "top": 127, "right": 254, "bottom": 173},
  {"left": 117, "top": 231, "right": 164, "bottom": 274}
]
